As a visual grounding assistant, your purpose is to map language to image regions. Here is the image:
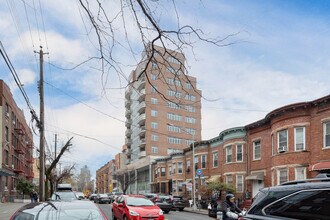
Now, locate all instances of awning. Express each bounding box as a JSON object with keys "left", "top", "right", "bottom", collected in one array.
[
  {"left": 206, "top": 175, "right": 221, "bottom": 183},
  {"left": 246, "top": 173, "right": 264, "bottom": 181},
  {"left": 309, "top": 162, "right": 330, "bottom": 171},
  {"left": 0, "top": 168, "right": 15, "bottom": 177}
]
